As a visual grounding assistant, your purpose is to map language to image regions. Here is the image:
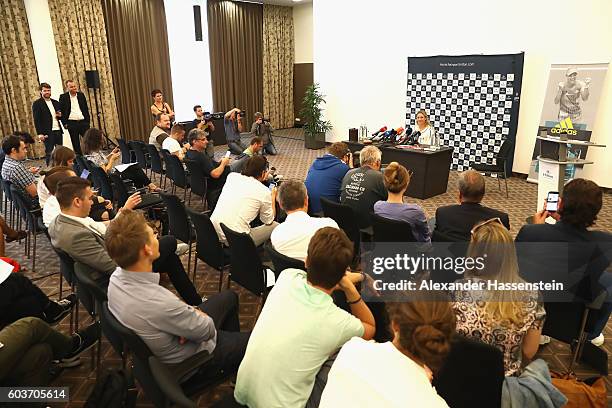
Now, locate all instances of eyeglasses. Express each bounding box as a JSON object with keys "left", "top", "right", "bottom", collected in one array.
[{"left": 470, "top": 217, "right": 503, "bottom": 236}]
